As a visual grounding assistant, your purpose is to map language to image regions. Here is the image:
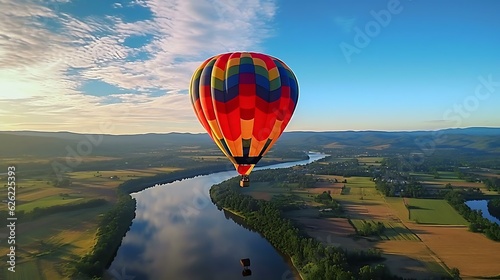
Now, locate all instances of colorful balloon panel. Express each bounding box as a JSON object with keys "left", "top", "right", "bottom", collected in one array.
[{"left": 190, "top": 52, "right": 299, "bottom": 175}]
